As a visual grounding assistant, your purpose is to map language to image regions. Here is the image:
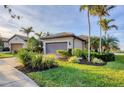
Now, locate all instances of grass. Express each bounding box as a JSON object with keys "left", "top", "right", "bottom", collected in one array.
[
  {"left": 27, "top": 55, "right": 124, "bottom": 87},
  {"left": 0, "top": 53, "right": 14, "bottom": 58}
]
